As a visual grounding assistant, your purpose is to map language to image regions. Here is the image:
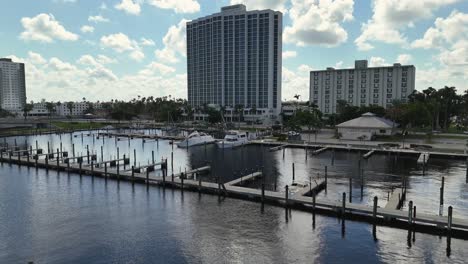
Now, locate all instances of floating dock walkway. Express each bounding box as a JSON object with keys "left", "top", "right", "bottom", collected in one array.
[{"left": 1, "top": 149, "right": 467, "bottom": 238}]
